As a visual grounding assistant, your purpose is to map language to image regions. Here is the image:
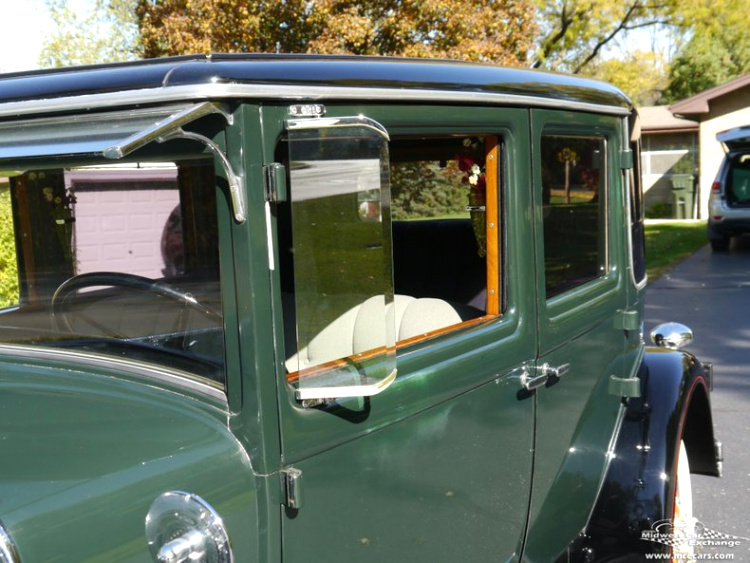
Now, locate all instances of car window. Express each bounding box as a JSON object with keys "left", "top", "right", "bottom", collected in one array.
[
  {"left": 0, "top": 157, "right": 226, "bottom": 387},
  {"left": 281, "top": 131, "right": 503, "bottom": 394},
  {"left": 541, "top": 135, "right": 607, "bottom": 297},
  {"left": 390, "top": 135, "right": 502, "bottom": 328},
  {"left": 727, "top": 155, "right": 750, "bottom": 205}
]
